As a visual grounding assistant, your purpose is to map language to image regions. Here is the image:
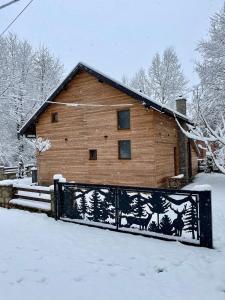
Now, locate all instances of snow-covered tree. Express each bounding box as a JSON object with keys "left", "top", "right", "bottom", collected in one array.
[
  {"left": 148, "top": 47, "right": 188, "bottom": 107},
  {"left": 33, "top": 137, "right": 51, "bottom": 155},
  {"left": 176, "top": 114, "right": 225, "bottom": 174},
  {"left": 0, "top": 33, "right": 63, "bottom": 166},
  {"left": 129, "top": 68, "right": 149, "bottom": 95},
  {"left": 122, "top": 47, "right": 188, "bottom": 107},
  {"left": 195, "top": 4, "right": 225, "bottom": 127},
  {"left": 31, "top": 137, "right": 51, "bottom": 184}
]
